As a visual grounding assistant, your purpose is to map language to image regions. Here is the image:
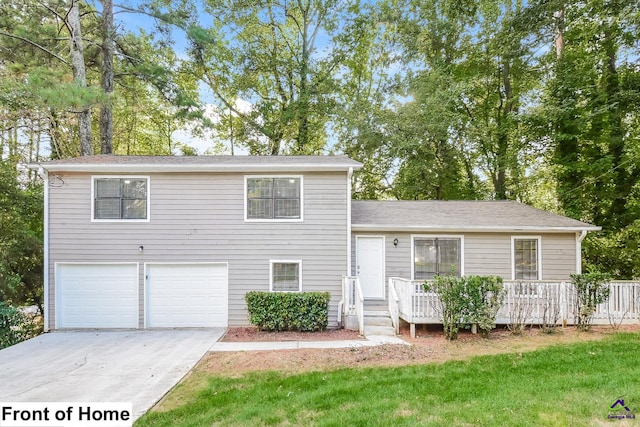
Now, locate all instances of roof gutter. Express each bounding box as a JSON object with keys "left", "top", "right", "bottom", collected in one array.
[
  {"left": 36, "top": 167, "right": 49, "bottom": 332},
  {"left": 27, "top": 163, "right": 362, "bottom": 173},
  {"left": 351, "top": 224, "right": 601, "bottom": 233}
]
